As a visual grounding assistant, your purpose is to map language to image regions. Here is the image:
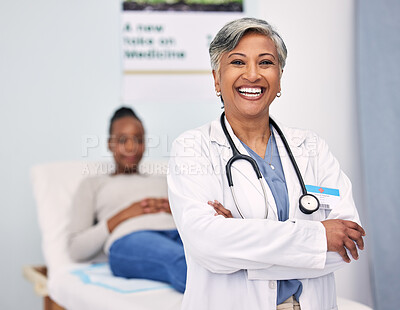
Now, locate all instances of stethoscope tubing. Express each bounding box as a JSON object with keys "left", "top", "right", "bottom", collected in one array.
[
  {"left": 220, "top": 112, "right": 320, "bottom": 217},
  {"left": 268, "top": 118, "right": 320, "bottom": 214},
  {"left": 268, "top": 118, "right": 307, "bottom": 196},
  {"left": 220, "top": 112, "right": 269, "bottom": 218}
]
